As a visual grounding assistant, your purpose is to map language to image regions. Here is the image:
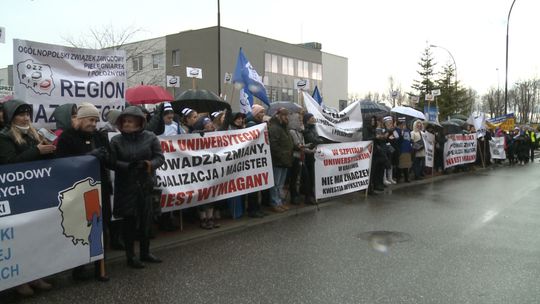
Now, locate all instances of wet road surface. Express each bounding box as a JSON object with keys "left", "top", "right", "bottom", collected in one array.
[{"left": 6, "top": 162, "right": 540, "bottom": 304}]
